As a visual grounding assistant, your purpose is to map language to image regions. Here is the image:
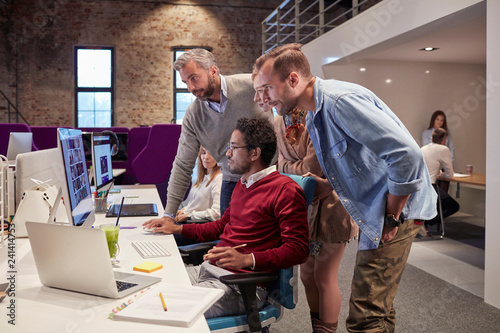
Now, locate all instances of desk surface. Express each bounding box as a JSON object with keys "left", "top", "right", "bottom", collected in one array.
[
  {"left": 439, "top": 172, "right": 486, "bottom": 187},
  {"left": 0, "top": 185, "right": 210, "bottom": 332}
]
